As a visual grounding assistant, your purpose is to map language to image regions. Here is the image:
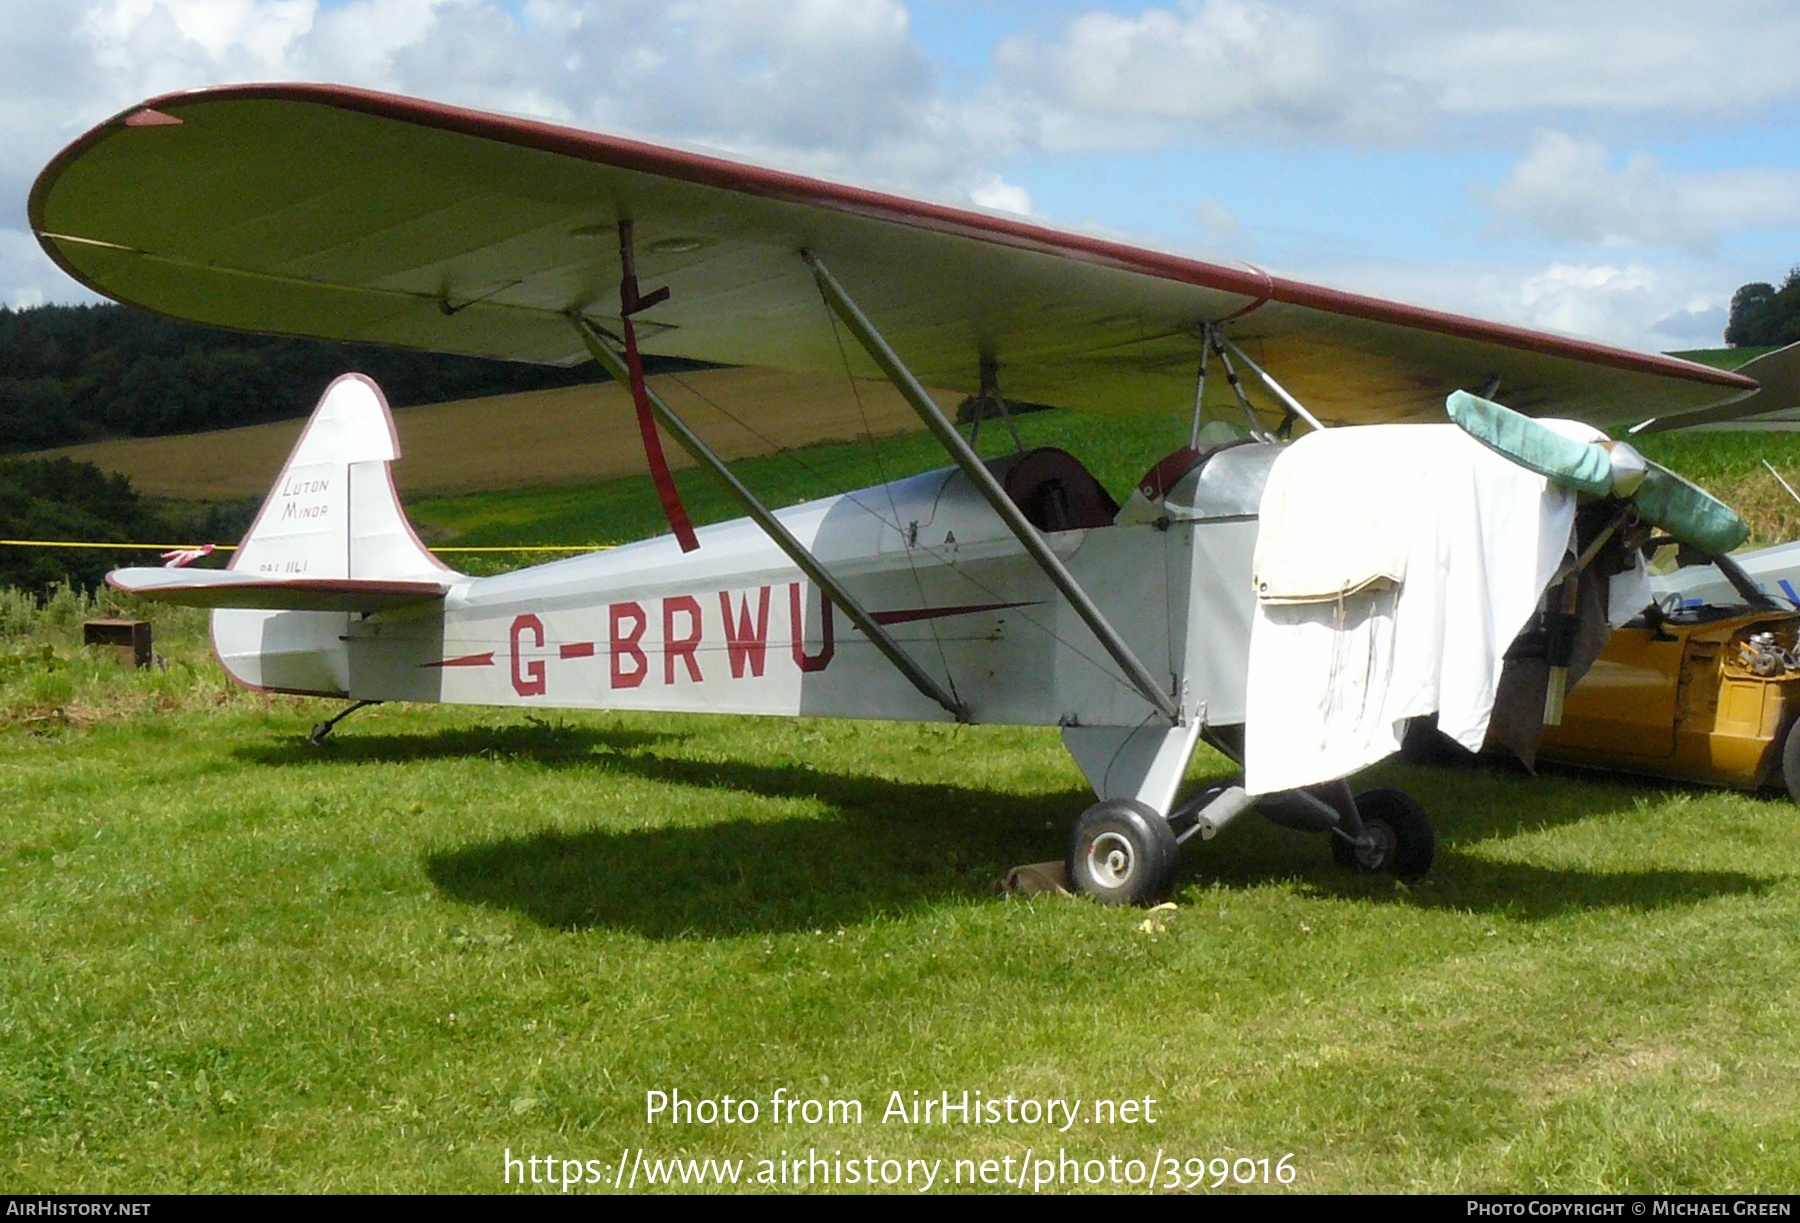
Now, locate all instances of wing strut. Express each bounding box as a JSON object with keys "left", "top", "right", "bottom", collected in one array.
[
  {"left": 1187, "top": 332, "right": 1213, "bottom": 449},
  {"left": 805, "top": 250, "right": 1183, "bottom": 725},
  {"left": 967, "top": 355, "right": 1025, "bottom": 454},
  {"left": 1214, "top": 332, "right": 1327, "bottom": 434},
  {"left": 1203, "top": 328, "right": 1274, "bottom": 441},
  {"left": 569, "top": 313, "right": 969, "bottom": 722}
]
